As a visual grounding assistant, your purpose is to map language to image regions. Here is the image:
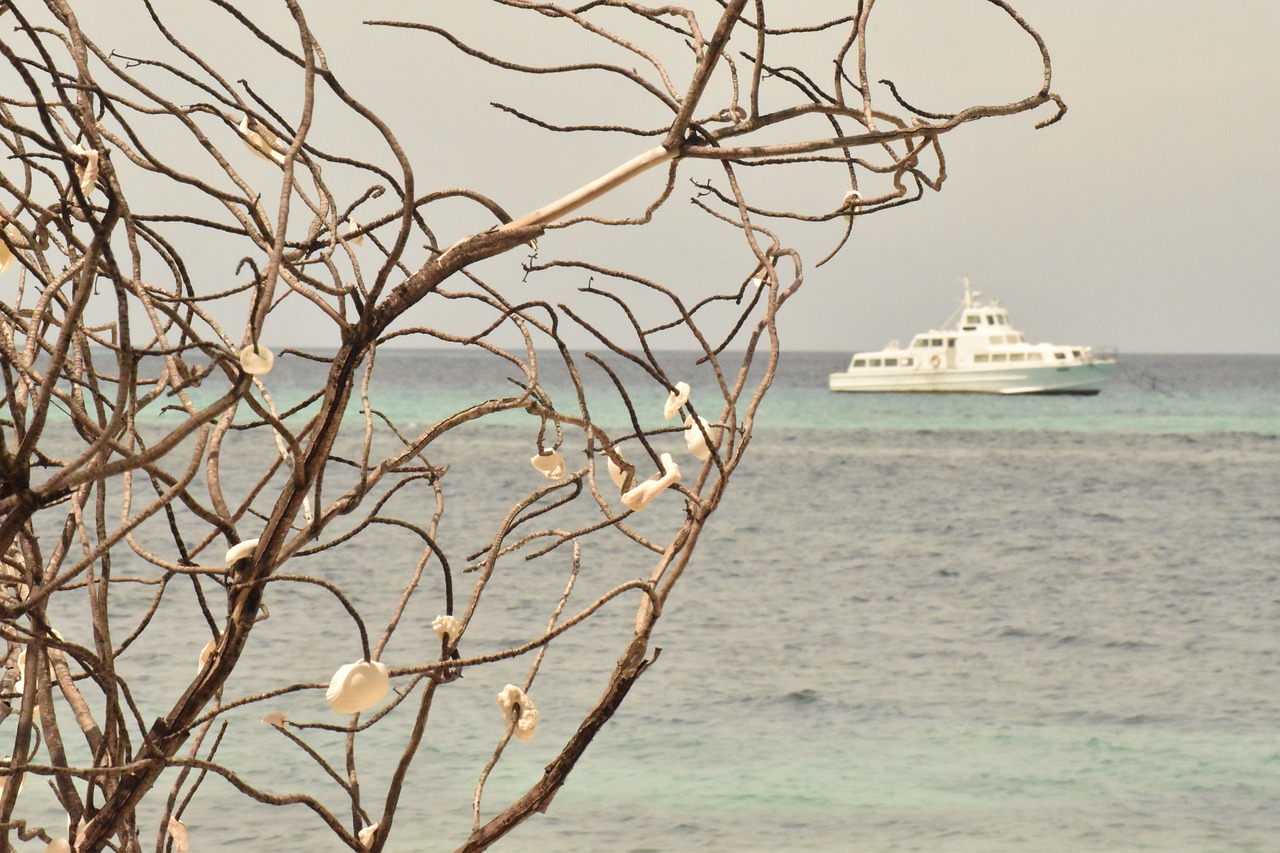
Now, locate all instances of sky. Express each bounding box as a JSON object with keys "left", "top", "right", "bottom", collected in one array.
[{"left": 23, "top": 1, "right": 1280, "bottom": 355}]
